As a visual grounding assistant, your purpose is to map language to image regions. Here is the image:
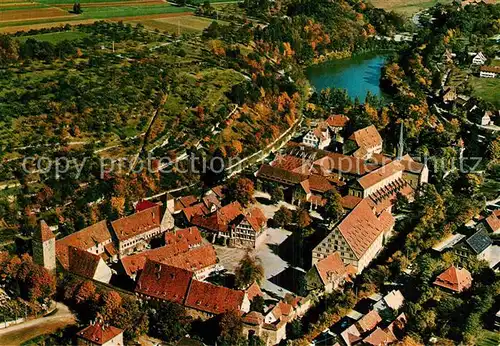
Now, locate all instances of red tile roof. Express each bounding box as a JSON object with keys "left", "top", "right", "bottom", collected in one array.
[
  {"left": 246, "top": 281, "right": 264, "bottom": 301},
  {"left": 314, "top": 252, "right": 354, "bottom": 286},
  {"left": 191, "top": 202, "right": 243, "bottom": 234},
  {"left": 135, "top": 200, "right": 158, "bottom": 213},
  {"left": 363, "top": 327, "right": 392, "bottom": 346},
  {"left": 202, "top": 194, "right": 222, "bottom": 210},
  {"left": 182, "top": 203, "right": 209, "bottom": 222},
  {"left": 35, "top": 220, "right": 55, "bottom": 242},
  {"left": 111, "top": 205, "right": 161, "bottom": 242},
  {"left": 314, "top": 153, "right": 377, "bottom": 176},
  {"left": 357, "top": 161, "right": 404, "bottom": 190},
  {"left": 77, "top": 323, "right": 123, "bottom": 345},
  {"left": 348, "top": 125, "right": 383, "bottom": 151},
  {"left": 165, "top": 227, "right": 203, "bottom": 247},
  {"left": 68, "top": 247, "right": 100, "bottom": 279},
  {"left": 337, "top": 199, "right": 394, "bottom": 259},
  {"left": 256, "top": 164, "right": 308, "bottom": 186},
  {"left": 122, "top": 234, "right": 215, "bottom": 277},
  {"left": 326, "top": 114, "right": 349, "bottom": 127},
  {"left": 307, "top": 174, "right": 334, "bottom": 193},
  {"left": 433, "top": 265, "right": 472, "bottom": 293},
  {"left": 135, "top": 259, "right": 193, "bottom": 303},
  {"left": 341, "top": 195, "right": 363, "bottom": 210},
  {"left": 244, "top": 207, "right": 267, "bottom": 233},
  {"left": 485, "top": 210, "right": 500, "bottom": 233},
  {"left": 272, "top": 155, "right": 309, "bottom": 172},
  {"left": 56, "top": 220, "right": 113, "bottom": 269},
  {"left": 243, "top": 311, "right": 264, "bottom": 325},
  {"left": 357, "top": 310, "right": 382, "bottom": 333},
  {"left": 210, "top": 186, "right": 225, "bottom": 200},
  {"left": 175, "top": 195, "right": 199, "bottom": 211},
  {"left": 400, "top": 155, "right": 425, "bottom": 174},
  {"left": 185, "top": 280, "right": 245, "bottom": 315}
]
